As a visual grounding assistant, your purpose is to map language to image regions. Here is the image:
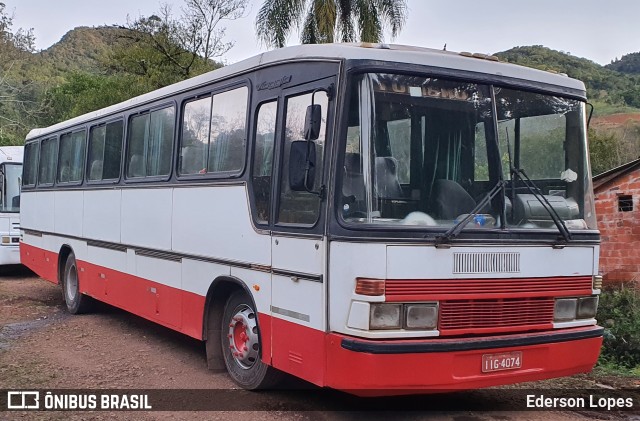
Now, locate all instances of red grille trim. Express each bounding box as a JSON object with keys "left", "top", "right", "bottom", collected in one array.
[
  {"left": 439, "top": 297, "right": 555, "bottom": 335},
  {"left": 385, "top": 276, "right": 592, "bottom": 301}
]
